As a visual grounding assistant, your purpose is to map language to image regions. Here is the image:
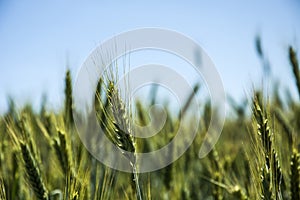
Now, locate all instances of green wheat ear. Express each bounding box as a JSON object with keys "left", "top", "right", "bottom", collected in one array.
[
  {"left": 289, "top": 46, "right": 300, "bottom": 99},
  {"left": 20, "top": 142, "right": 49, "bottom": 200},
  {"left": 64, "top": 69, "right": 74, "bottom": 128},
  {"left": 104, "top": 80, "right": 143, "bottom": 200},
  {"left": 253, "top": 97, "right": 272, "bottom": 166},
  {"left": 53, "top": 129, "right": 74, "bottom": 176},
  {"left": 252, "top": 94, "right": 285, "bottom": 199},
  {"left": 106, "top": 81, "right": 135, "bottom": 162}
]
